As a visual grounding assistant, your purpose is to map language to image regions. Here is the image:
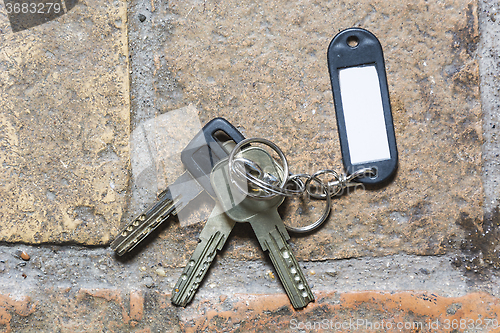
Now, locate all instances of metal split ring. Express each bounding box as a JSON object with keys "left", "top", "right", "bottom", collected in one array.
[
  {"left": 227, "top": 137, "right": 332, "bottom": 233},
  {"left": 228, "top": 138, "right": 289, "bottom": 200},
  {"left": 285, "top": 174, "right": 332, "bottom": 234}
]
